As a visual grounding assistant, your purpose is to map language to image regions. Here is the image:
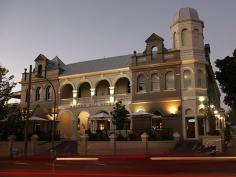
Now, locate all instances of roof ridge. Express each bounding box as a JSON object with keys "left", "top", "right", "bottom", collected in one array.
[{"left": 66, "top": 53, "right": 132, "bottom": 66}]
